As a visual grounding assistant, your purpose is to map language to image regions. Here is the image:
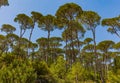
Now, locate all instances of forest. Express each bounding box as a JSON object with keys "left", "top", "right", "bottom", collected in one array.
[{"left": 0, "top": 0, "right": 120, "bottom": 83}]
